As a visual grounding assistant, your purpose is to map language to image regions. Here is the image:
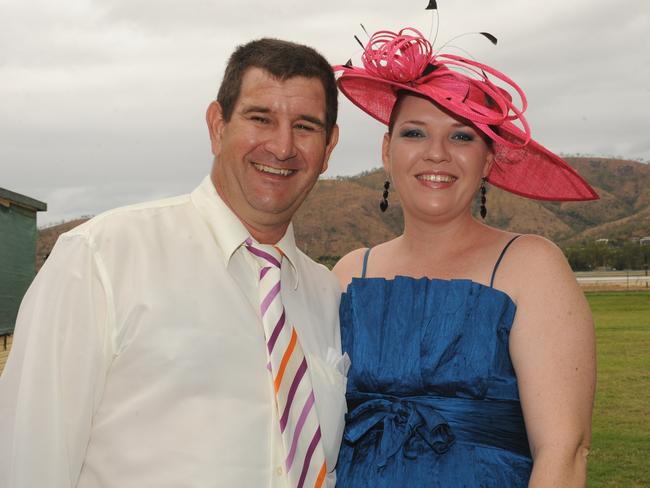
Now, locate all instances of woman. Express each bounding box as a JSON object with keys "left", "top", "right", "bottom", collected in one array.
[{"left": 333, "top": 27, "right": 597, "bottom": 487}]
